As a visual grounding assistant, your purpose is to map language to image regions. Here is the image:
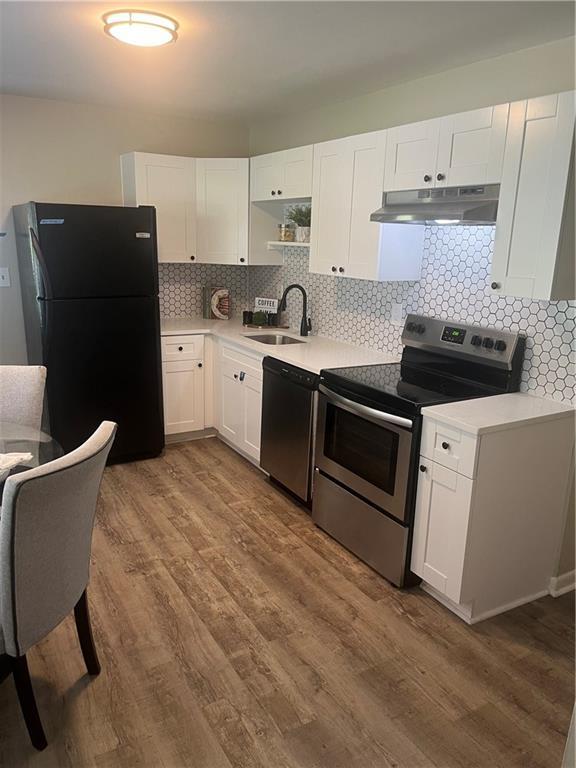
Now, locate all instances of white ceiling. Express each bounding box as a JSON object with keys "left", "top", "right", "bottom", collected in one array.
[{"left": 0, "top": 1, "right": 574, "bottom": 122}]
